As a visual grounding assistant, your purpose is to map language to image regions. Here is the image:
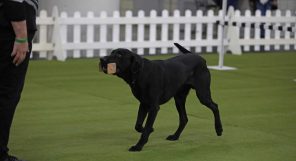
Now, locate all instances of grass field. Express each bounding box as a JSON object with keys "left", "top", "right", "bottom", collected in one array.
[{"left": 9, "top": 52, "right": 296, "bottom": 161}]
